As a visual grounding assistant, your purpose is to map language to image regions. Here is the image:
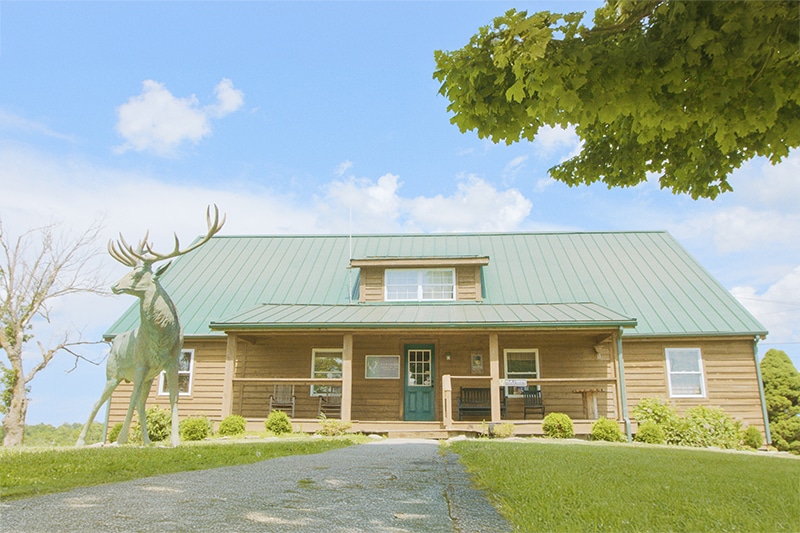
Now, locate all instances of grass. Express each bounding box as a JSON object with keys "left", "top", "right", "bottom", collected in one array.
[
  {"left": 449, "top": 439, "right": 800, "bottom": 532},
  {"left": 1, "top": 437, "right": 357, "bottom": 501}
]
